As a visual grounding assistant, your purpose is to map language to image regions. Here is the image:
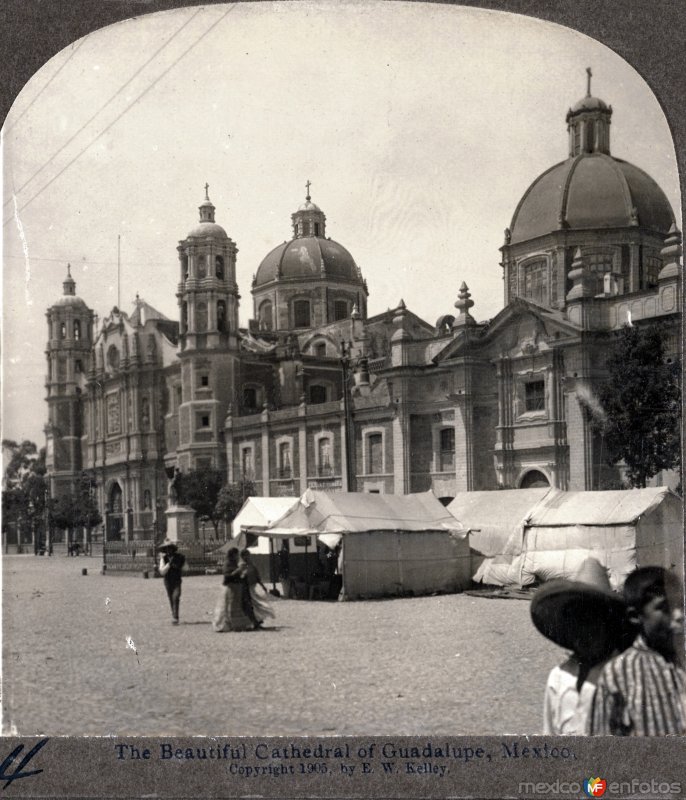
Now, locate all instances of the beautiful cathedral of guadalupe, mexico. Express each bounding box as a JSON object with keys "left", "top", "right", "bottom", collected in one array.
[{"left": 44, "top": 81, "right": 682, "bottom": 541}]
